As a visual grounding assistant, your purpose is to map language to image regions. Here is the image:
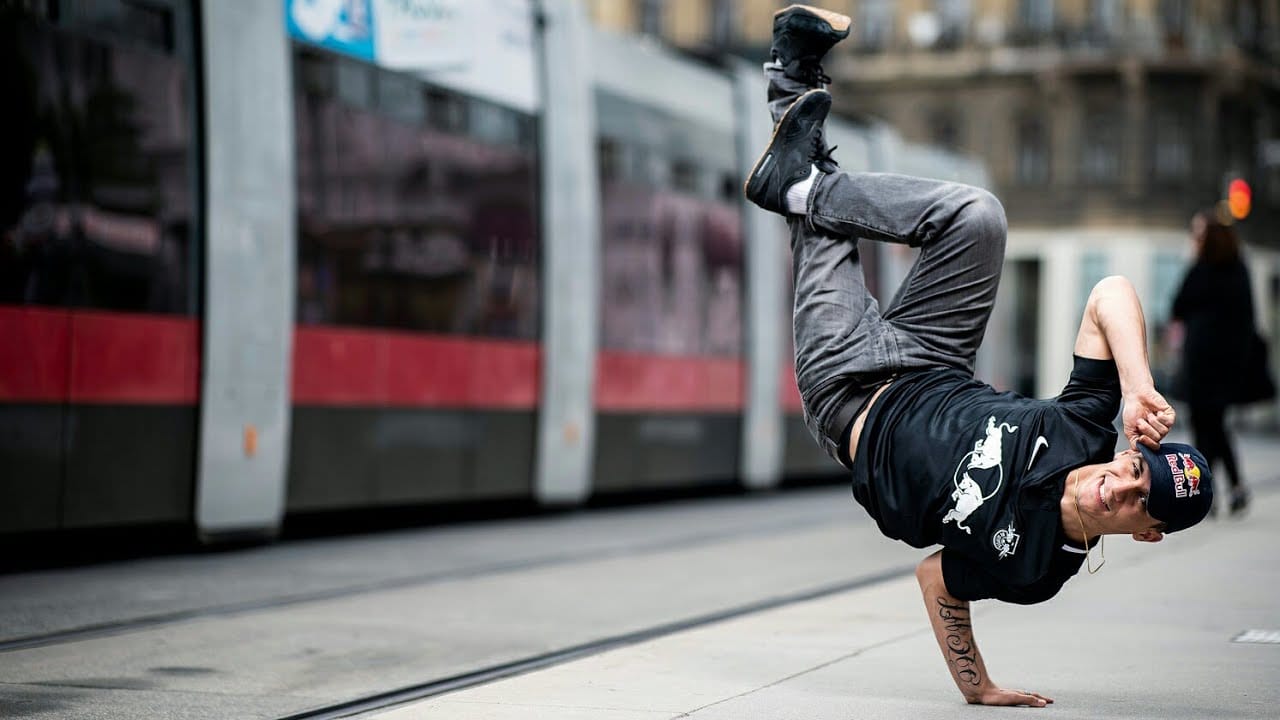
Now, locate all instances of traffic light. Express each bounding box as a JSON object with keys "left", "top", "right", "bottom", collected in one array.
[{"left": 1227, "top": 178, "right": 1252, "bottom": 220}]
